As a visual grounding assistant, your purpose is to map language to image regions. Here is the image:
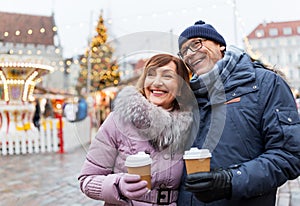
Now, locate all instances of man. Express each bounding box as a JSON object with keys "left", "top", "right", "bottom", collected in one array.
[{"left": 177, "top": 20, "right": 300, "bottom": 205}]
